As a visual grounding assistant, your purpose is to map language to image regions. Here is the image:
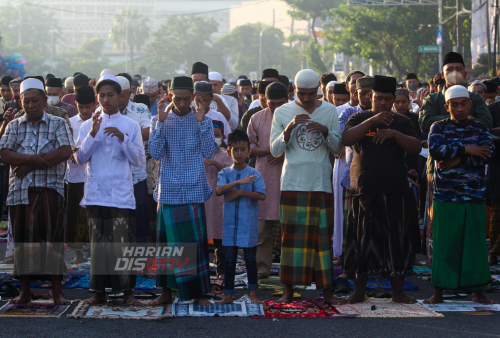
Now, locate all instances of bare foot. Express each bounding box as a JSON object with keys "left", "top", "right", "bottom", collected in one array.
[
  {"left": 489, "top": 255, "right": 498, "bottom": 266},
  {"left": 333, "top": 255, "right": 343, "bottom": 267},
  {"left": 323, "top": 292, "right": 346, "bottom": 305},
  {"left": 52, "top": 291, "right": 70, "bottom": 305},
  {"left": 67, "top": 256, "right": 84, "bottom": 265},
  {"left": 250, "top": 290, "right": 265, "bottom": 304},
  {"left": 257, "top": 273, "right": 265, "bottom": 280},
  {"left": 123, "top": 290, "right": 141, "bottom": 305},
  {"left": 11, "top": 292, "right": 31, "bottom": 304},
  {"left": 345, "top": 291, "right": 365, "bottom": 304},
  {"left": 194, "top": 297, "right": 213, "bottom": 306},
  {"left": 277, "top": 291, "right": 293, "bottom": 304},
  {"left": 423, "top": 294, "right": 443, "bottom": 304},
  {"left": 392, "top": 292, "right": 416, "bottom": 304},
  {"left": 83, "top": 292, "right": 107, "bottom": 304},
  {"left": 217, "top": 274, "right": 225, "bottom": 280},
  {"left": 149, "top": 294, "right": 173, "bottom": 305},
  {"left": 215, "top": 295, "right": 233, "bottom": 304},
  {"left": 143, "top": 268, "right": 156, "bottom": 279},
  {"left": 473, "top": 292, "right": 499, "bottom": 304}
]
